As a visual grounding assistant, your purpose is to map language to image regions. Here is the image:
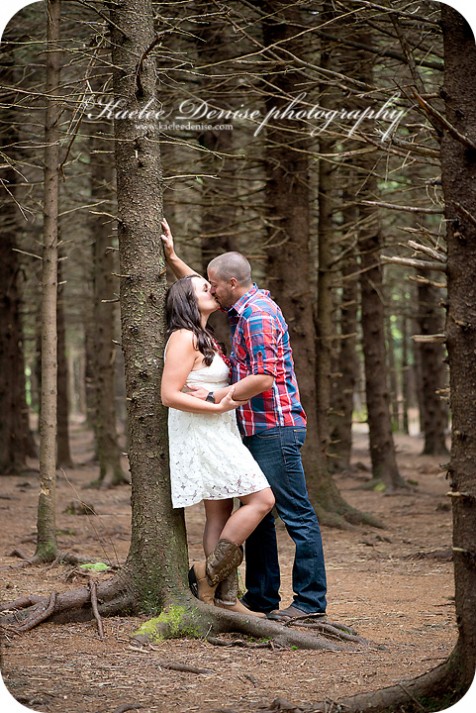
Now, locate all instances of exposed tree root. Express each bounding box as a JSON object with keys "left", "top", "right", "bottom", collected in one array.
[
  {"left": 316, "top": 502, "right": 384, "bottom": 530},
  {"left": 0, "top": 572, "right": 134, "bottom": 629},
  {"left": 257, "top": 649, "right": 467, "bottom": 713},
  {"left": 0, "top": 574, "right": 369, "bottom": 652},
  {"left": 132, "top": 599, "right": 371, "bottom": 651}
]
